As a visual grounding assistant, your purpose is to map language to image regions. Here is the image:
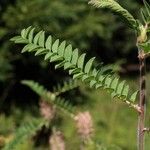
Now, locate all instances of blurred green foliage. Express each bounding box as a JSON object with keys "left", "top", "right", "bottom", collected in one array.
[
  {"left": 0, "top": 0, "right": 141, "bottom": 82},
  {"left": 1, "top": 0, "right": 149, "bottom": 150}
]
